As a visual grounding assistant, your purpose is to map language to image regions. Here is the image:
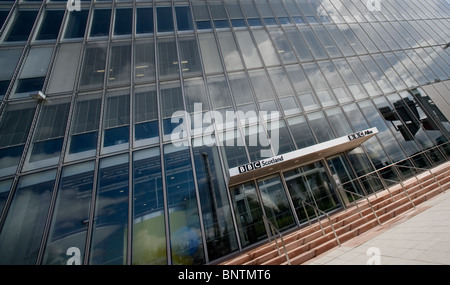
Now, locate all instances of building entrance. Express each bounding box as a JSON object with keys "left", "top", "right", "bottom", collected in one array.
[{"left": 229, "top": 160, "right": 341, "bottom": 250}]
